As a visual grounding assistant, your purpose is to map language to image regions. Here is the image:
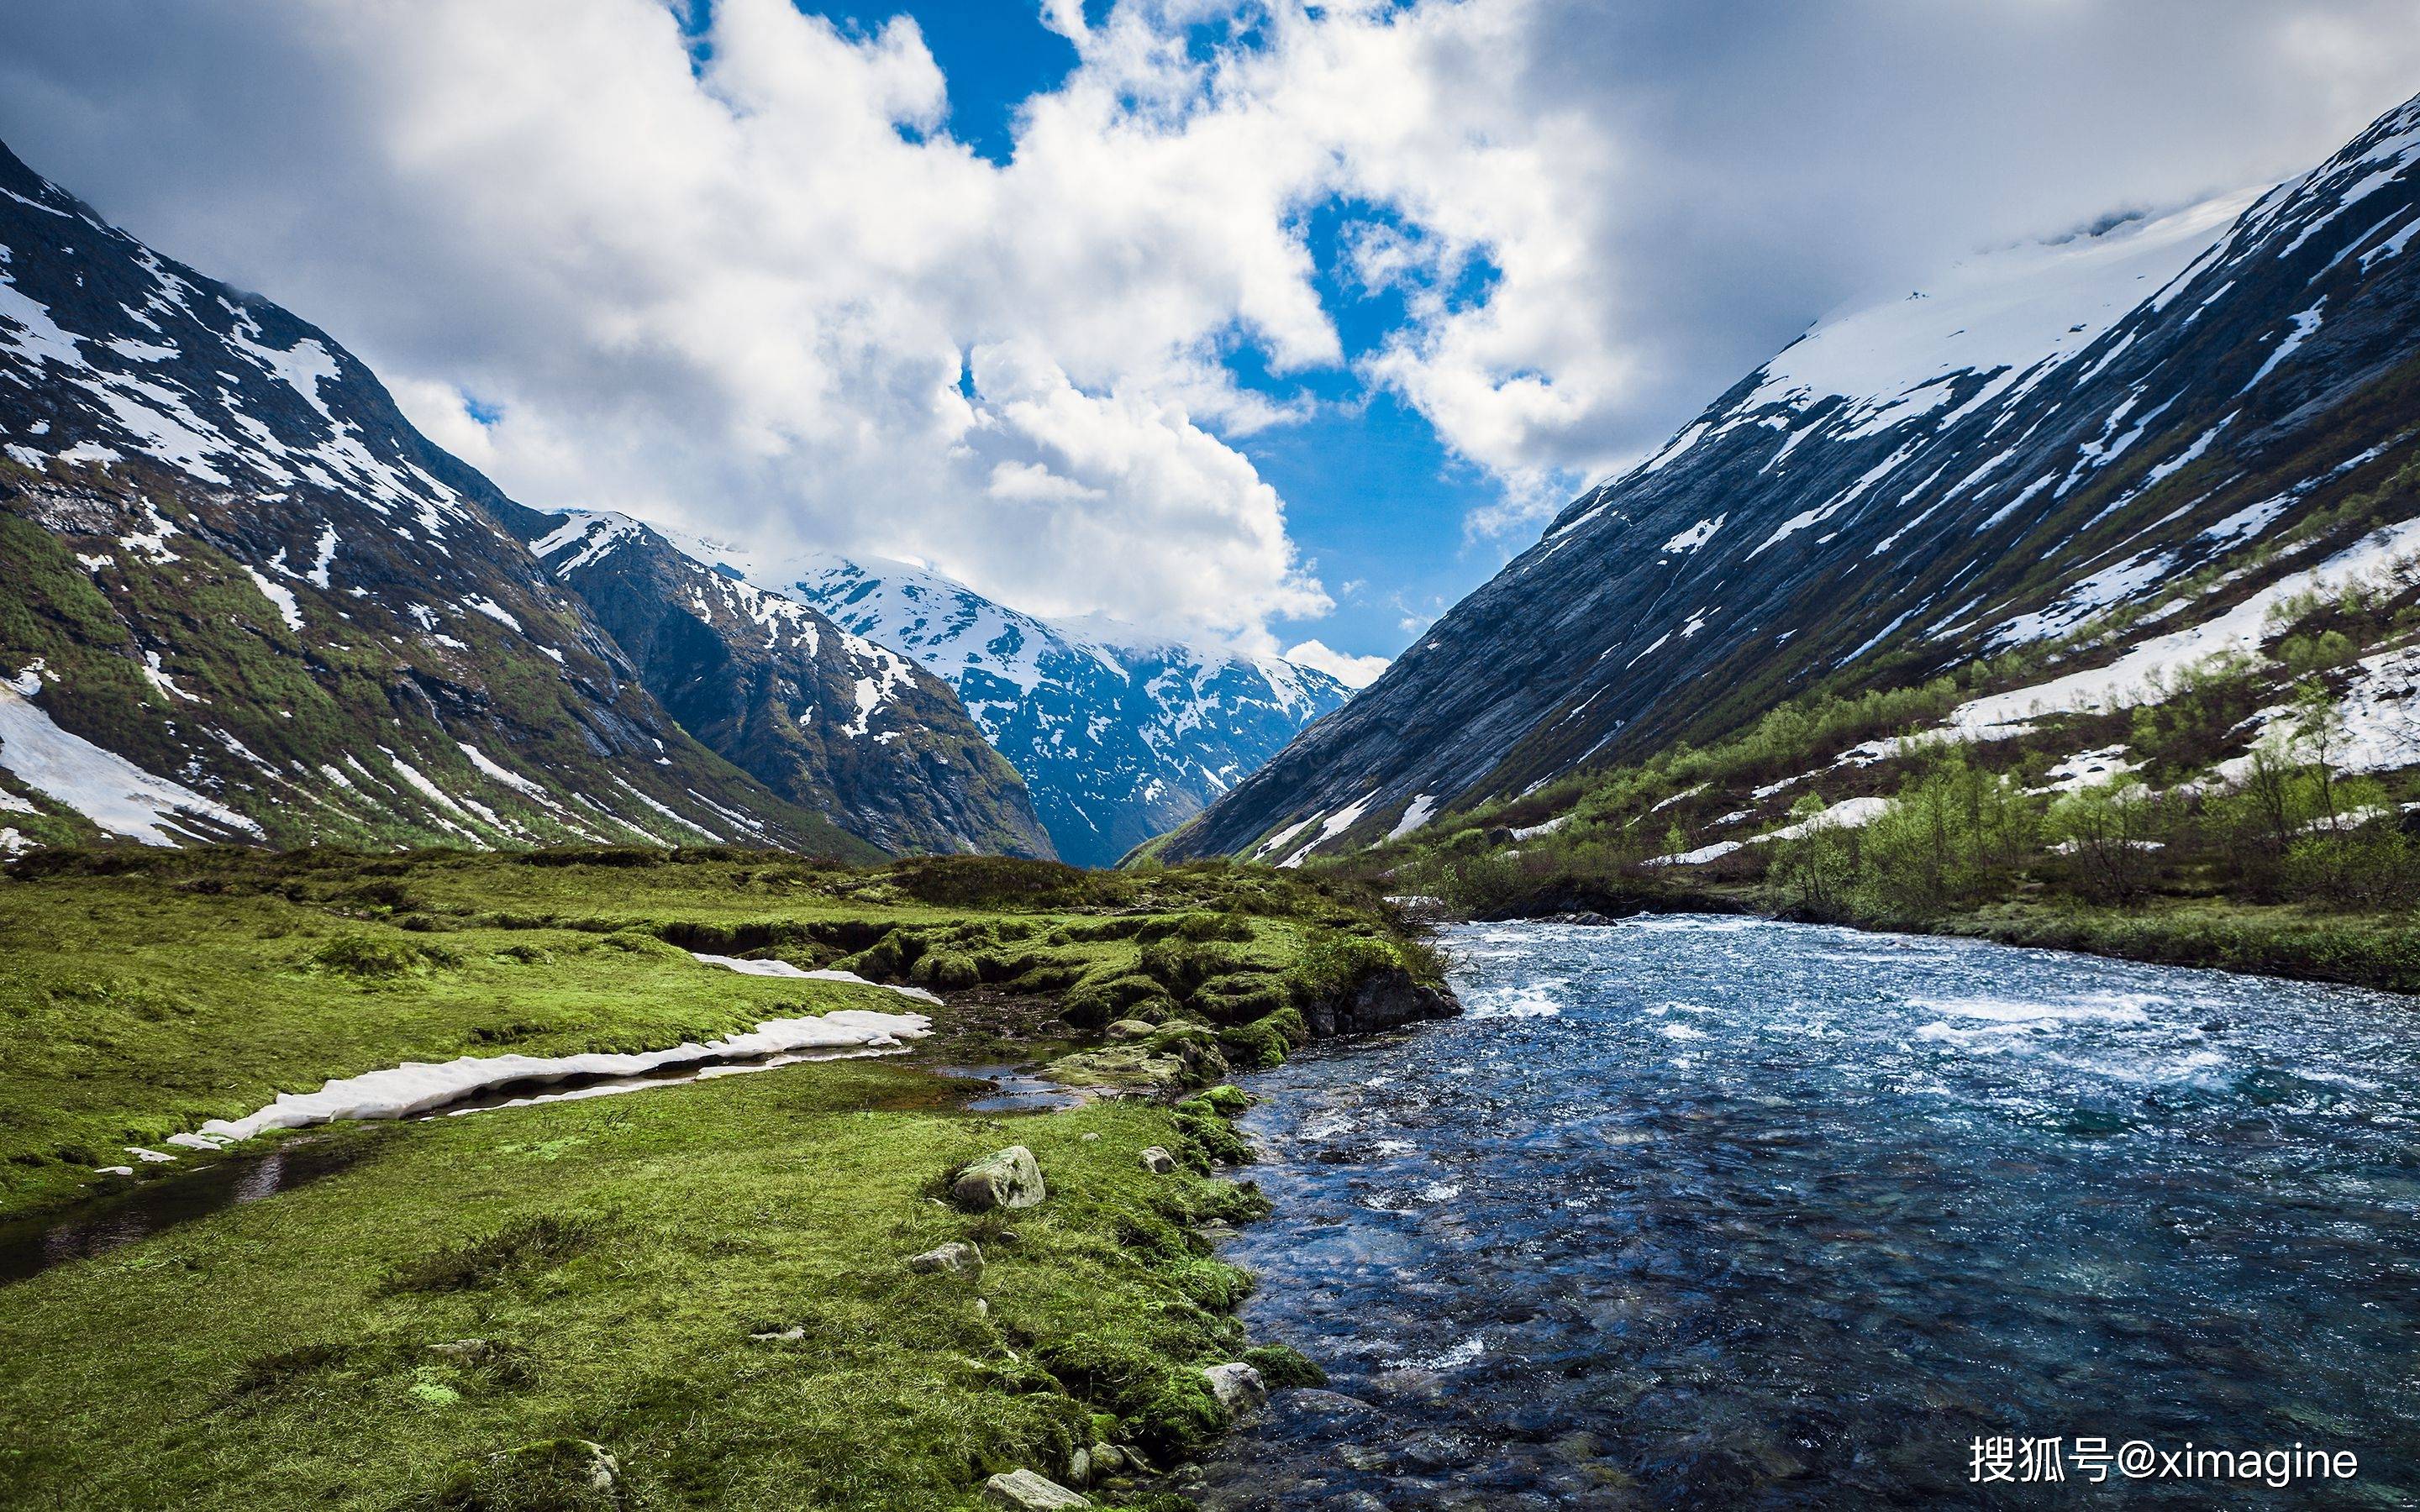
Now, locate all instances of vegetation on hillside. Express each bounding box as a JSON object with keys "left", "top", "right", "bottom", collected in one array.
[{"left": 1316, "top": 533, "right": 2420, "bottom": 992}]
